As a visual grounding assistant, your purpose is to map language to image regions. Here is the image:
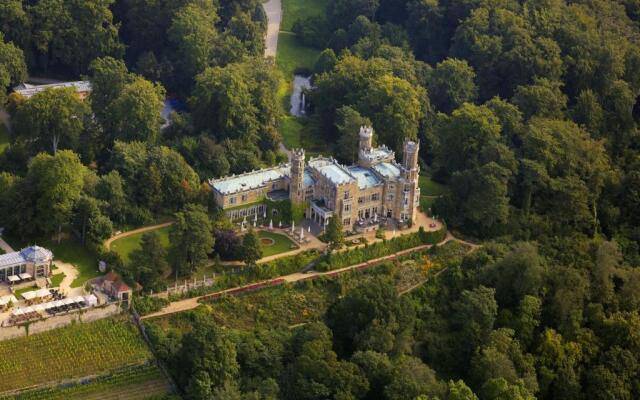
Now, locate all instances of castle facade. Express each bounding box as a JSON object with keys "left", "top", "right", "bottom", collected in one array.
[{"left": 209, "top": 127, "right": 421, "bottom": 232}]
